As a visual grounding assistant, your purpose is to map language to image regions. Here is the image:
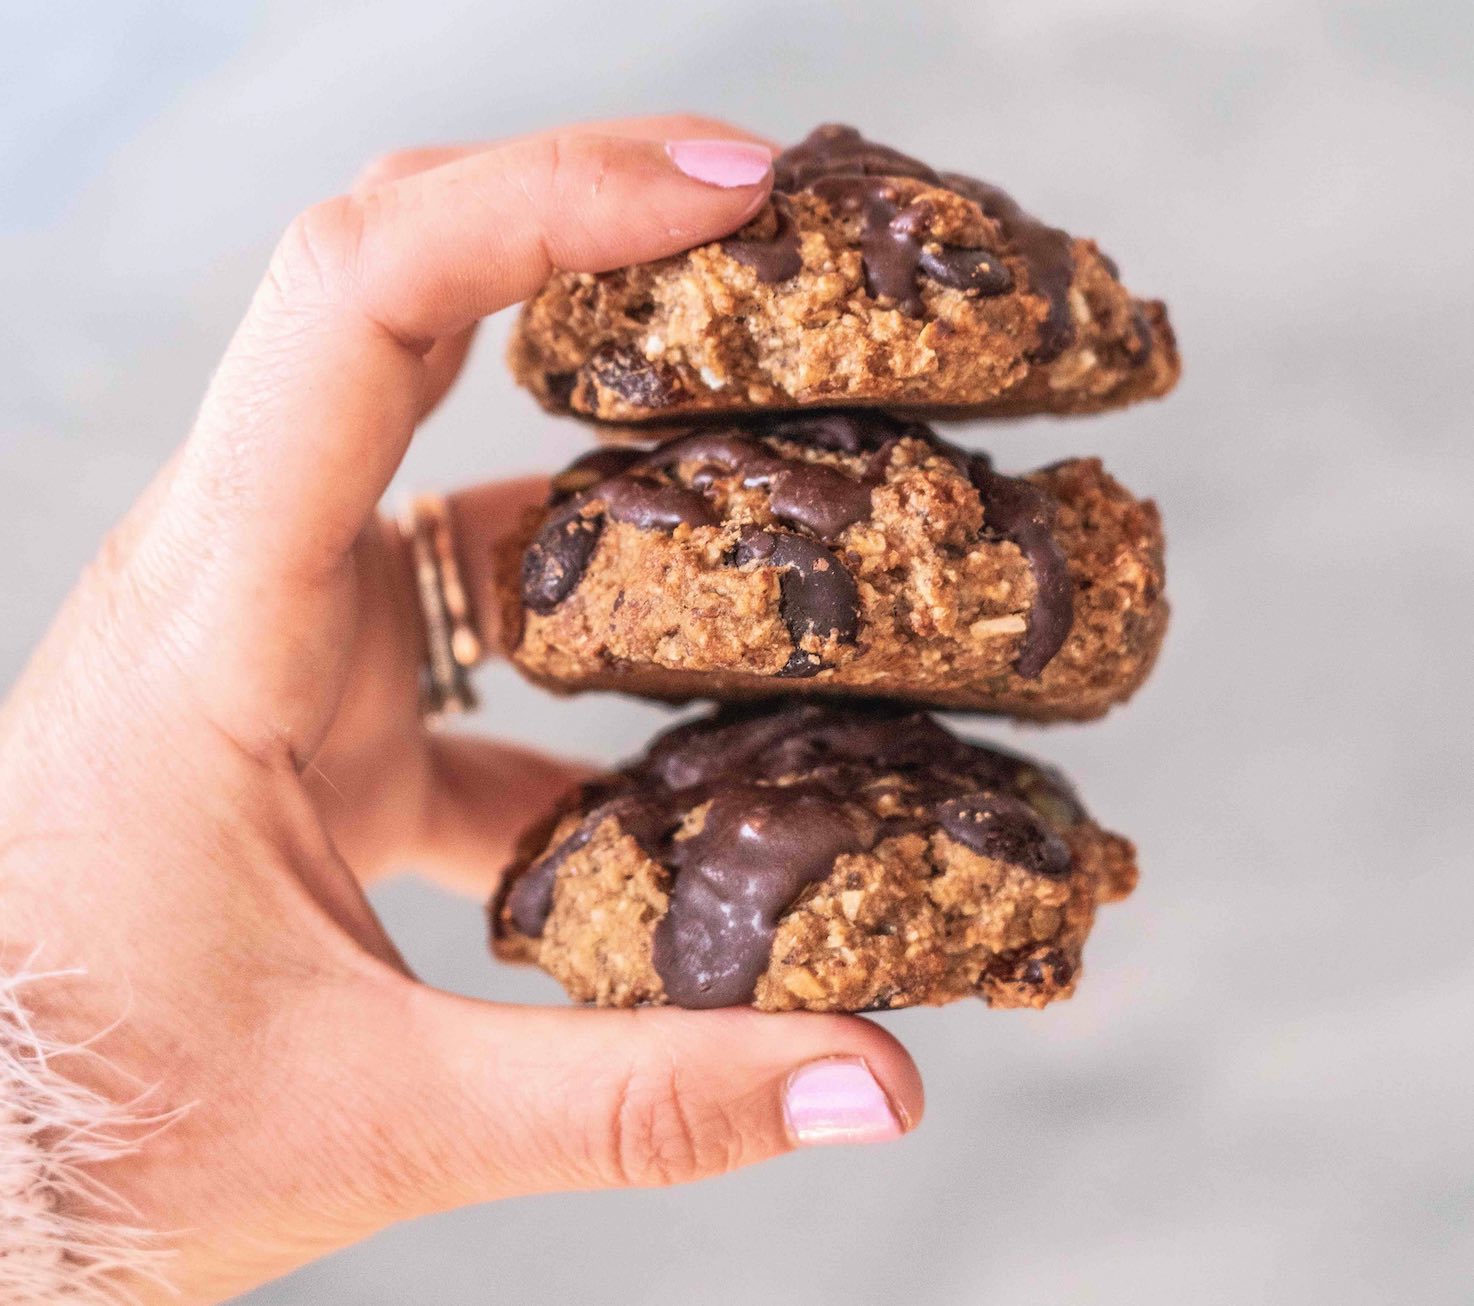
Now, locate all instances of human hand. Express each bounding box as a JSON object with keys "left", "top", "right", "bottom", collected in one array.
[{"left": 0, "top": 116, "right": 922, "bottom": 1304}]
